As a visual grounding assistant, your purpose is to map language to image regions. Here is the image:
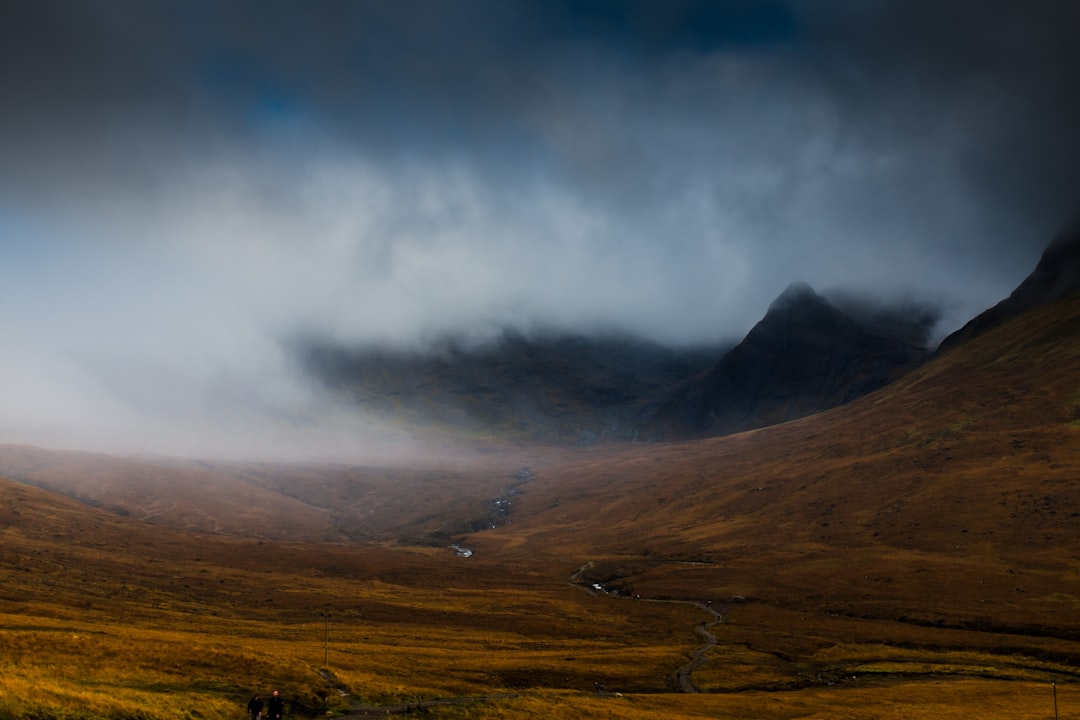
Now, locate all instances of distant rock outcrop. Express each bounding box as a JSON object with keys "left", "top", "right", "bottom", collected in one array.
[
  {"left": 937, "top": 221, "right": 1080, "bottom": 354},
  {"left": 638, "top": 283, "right": 928, "bottom": 439}
]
